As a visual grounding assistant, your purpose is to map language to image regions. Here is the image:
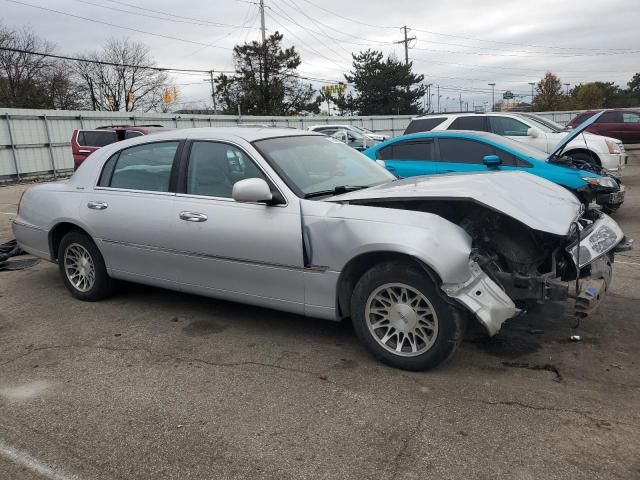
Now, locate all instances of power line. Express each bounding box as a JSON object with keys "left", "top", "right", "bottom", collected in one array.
[
  {"left": 102, "top": 0, "right": 260, "bottom": 29},
  {"left": 276, "top": 0, "right": 352, "bottom": 55},
  {"left": 269, "top": 0, "right": 348, "bottom": 59},
  {"left": 4, "top": 0, "right": 236, "bottom": 51},
  {"left": 264, "top": 10, "right": 347, "bottom": 69},
  {"left": 295, "top": 0, "right": 399, "bottom": 30},
  {"left": 73, "top": 0, "right": 248, "bottom": 29},
  {"left": 0, "top": 45, "right": 345, "bottom": 86},
  {"left": 0, "top": 46, "right": 234, "bottom": 74}
]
